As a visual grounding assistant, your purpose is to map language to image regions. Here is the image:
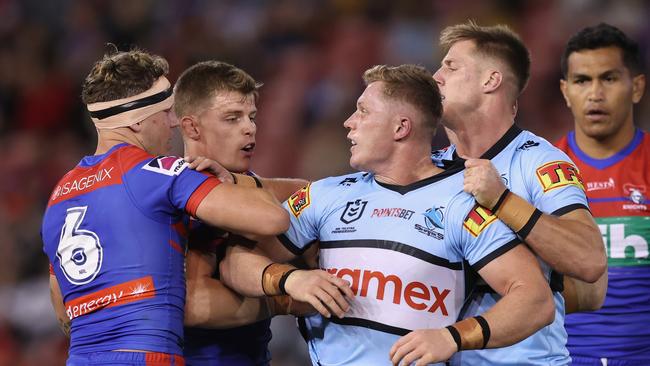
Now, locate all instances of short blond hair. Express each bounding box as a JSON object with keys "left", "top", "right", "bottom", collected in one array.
[{"left": 440, "top": 21, "right": 530, "bottom": 96}]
